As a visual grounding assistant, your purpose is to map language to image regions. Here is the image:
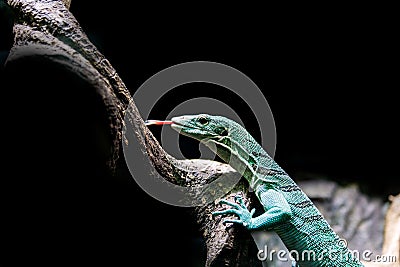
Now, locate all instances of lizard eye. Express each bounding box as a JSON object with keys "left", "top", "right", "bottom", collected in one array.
[{"left": 198, "top": 116, "right": 209, "bottom": 125}]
